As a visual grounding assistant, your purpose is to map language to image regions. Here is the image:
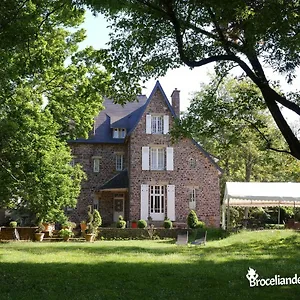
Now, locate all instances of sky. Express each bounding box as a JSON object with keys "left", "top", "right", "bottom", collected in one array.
[{"left": 79, "top": 11, "right": 299, "bottom": 122}]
